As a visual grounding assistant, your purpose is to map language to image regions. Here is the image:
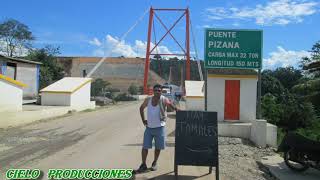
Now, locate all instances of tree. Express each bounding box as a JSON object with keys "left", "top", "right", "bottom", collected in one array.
[
  {"left": 128, "top": 83, "right": 139, "bottom": 95},
  {"left": 0, "top": 19, "right": 34, "bottom": 57},
  {"left": 261, "top": 93, "right": 283, "bottom": 125},
  {"left": 26, "top": 46, "right": 64, "bottom": 89},
  {"left": 261, "top": 71, "right": 285, "bottom": 96},
  {"left": 153, "top": 54, "right": 162, "bottom": 60},
  {"left": 263, "top": 67, "right": 302, "bottom": 90},
  {"left": 91, "top": 78, "right": 111, "bottom": 97},
  {"left": 295, "top": 41, "right": 320, "bottom": 111}
]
